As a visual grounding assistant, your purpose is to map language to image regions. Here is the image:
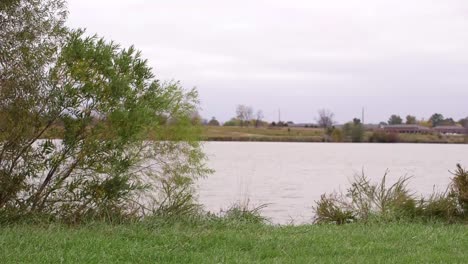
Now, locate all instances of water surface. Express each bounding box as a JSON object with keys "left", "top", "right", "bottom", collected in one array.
[{"left": 197, "top": 142, "right": 468, "bottom": 224}]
